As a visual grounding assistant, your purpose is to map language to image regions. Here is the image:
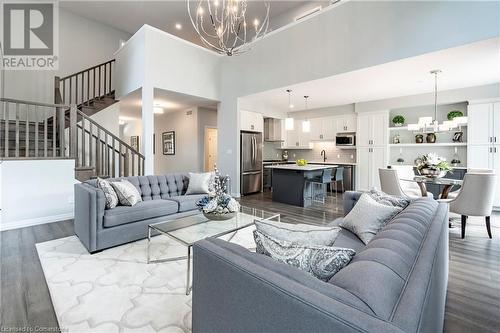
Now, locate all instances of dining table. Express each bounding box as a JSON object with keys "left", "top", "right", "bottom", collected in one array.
[{"left": 401, "top": 176, "right": 463, "bottom": 199}]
